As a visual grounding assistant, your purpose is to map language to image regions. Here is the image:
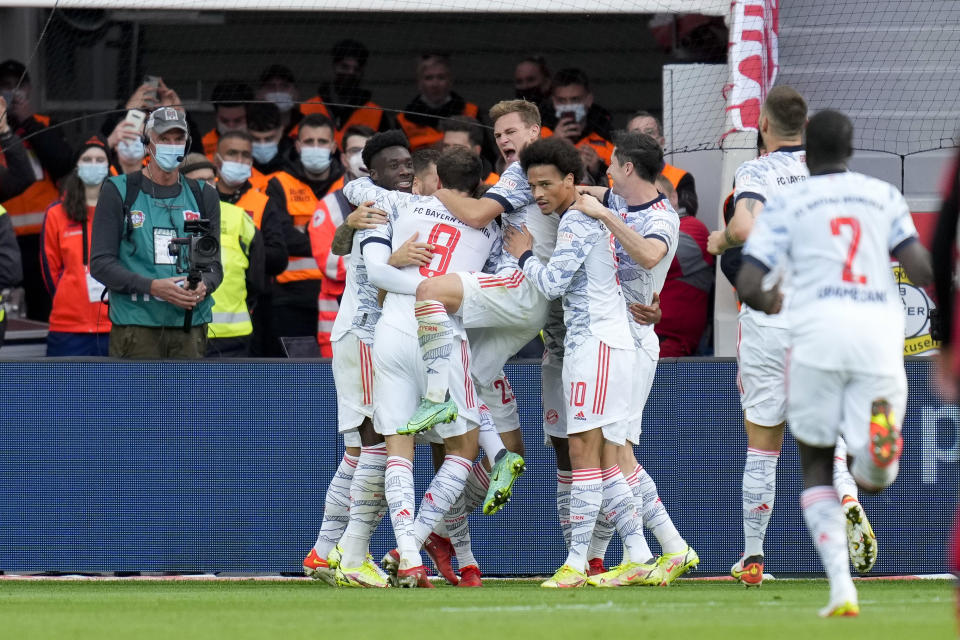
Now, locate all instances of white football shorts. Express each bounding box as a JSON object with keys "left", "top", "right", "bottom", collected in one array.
[
  {"left": 737, "top": 313, "right": 789, "bottom": 427},
  {"left": 627, "top": 329, "right": 661, "bottom": 445},
  {"left": 332, "top": 332, "right": 374, "bottom": 440},
  {"left": 558, "top": 337, "right": 633, "bottom": 445},
  {"left": 475, "top": 370, "right": 521, "bottom": 433}
]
